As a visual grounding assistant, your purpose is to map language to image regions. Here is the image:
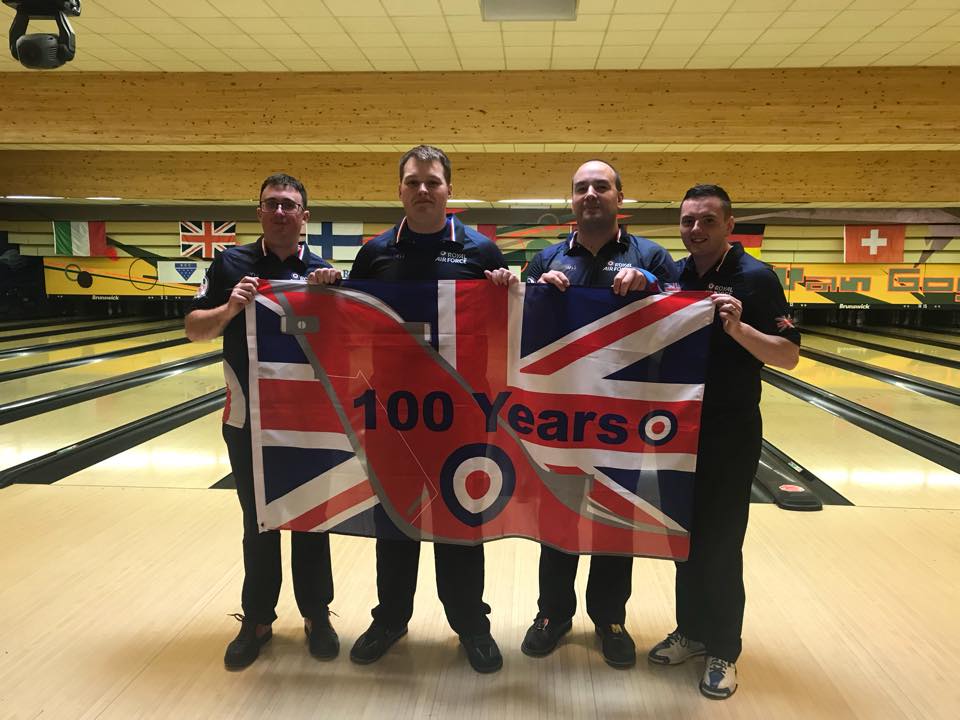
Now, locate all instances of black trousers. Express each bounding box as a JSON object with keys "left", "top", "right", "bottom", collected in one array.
[
  {"left": 223, "top": 424, "right": 334, "bottom": 625},
  {"left": 675, "top": 409, "right": 762, "bottom": 663},
  {"left": 537, "top": 546, "right": 632, "bottom": 625},
  {"left": 370, "top": 538, "right": 491, "bottom": 637}
]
